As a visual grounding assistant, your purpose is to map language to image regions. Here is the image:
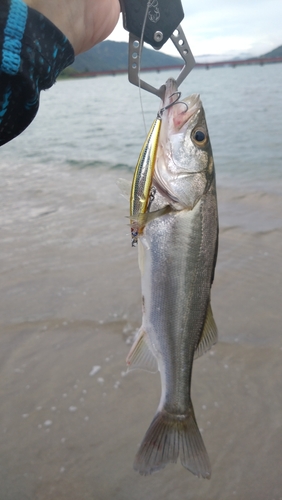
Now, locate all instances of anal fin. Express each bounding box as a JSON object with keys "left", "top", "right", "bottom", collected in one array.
[
  {"left": 126, "top": 329, "right": 158, "bottom": 373},
  {"left": 194, "top": 302, "right": 218, "bottom": 359}
]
